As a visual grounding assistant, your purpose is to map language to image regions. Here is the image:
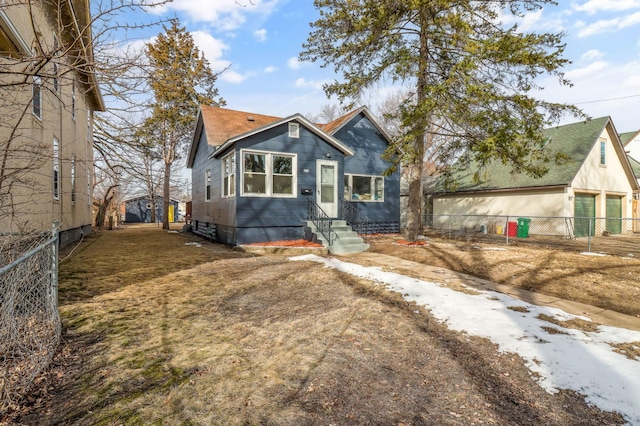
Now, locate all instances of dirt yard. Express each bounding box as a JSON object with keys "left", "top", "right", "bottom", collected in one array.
[{"left": 1, "top": 225, "right": 634, "bottom": 425}]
